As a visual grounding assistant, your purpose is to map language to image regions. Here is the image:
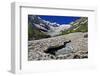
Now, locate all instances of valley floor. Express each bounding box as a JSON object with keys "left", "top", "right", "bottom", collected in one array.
[{"left": 28, "top": 32, "right": 88, "bottom": 61}]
